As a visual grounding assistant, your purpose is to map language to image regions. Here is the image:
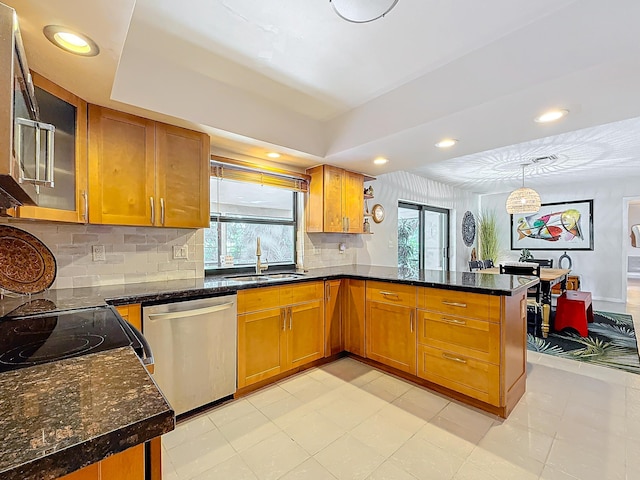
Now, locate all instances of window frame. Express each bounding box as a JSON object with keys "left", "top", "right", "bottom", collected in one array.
[{"left": 204, "top": 191, "right": 299, "bottom": 276}]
